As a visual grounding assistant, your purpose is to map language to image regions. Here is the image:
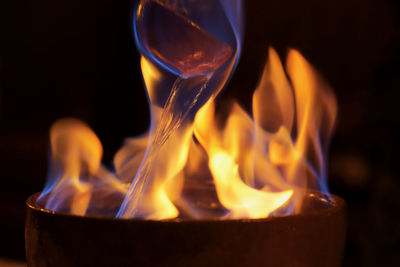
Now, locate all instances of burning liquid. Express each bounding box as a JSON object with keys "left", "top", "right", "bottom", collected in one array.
[
  {"left": 117, "top": 0, "right": 237, "bottom": 218},
  {"left": 37, "top": 0, "right": 337, "bottom": 220}
]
